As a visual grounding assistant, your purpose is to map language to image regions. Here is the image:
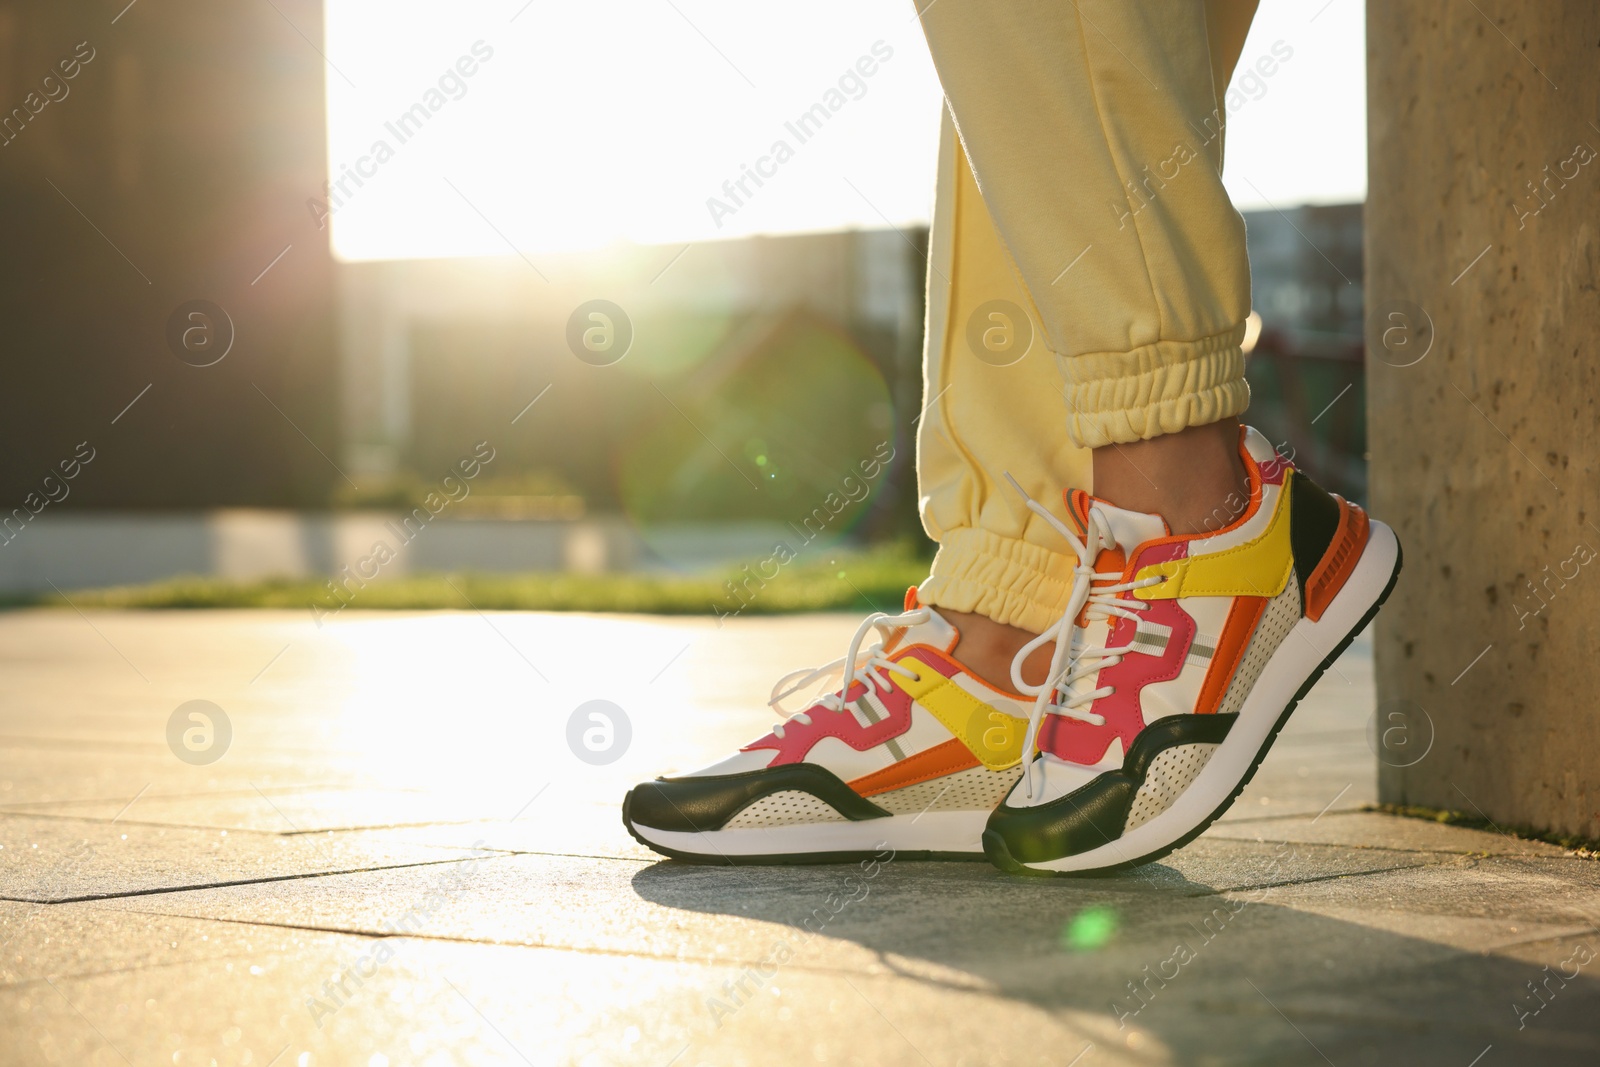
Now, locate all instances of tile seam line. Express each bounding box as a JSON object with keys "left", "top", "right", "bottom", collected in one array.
[
  {"left": 0, "top": 856, "right": 494, "bottom": 905},
  {"left": 1208, "top": 806, "right": 1369, "bottom": 825},
  {"left": 0, "top": 782, "right": 363, "bottom": 807},
  {"left": 1221, "top": 809, "right": 1597, "bottom": 854},
  {"left": 54, "top": 907, "right": 1011, "bottom": 985},
  {"left": 1180, "top": 859, "right": 1445, "bottom": 898},
  {"left": 2, "top": 850, "right": 663, "bottom": 906},
  {"left": 1467, "top": 924, "right": 1600, "bottom": 954},
  {"left": 0, "top": 812, "right": 510, "bottom": 834},
  {"left": 1208, "top": 838, "right": 1563, "bottom": 859}
]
